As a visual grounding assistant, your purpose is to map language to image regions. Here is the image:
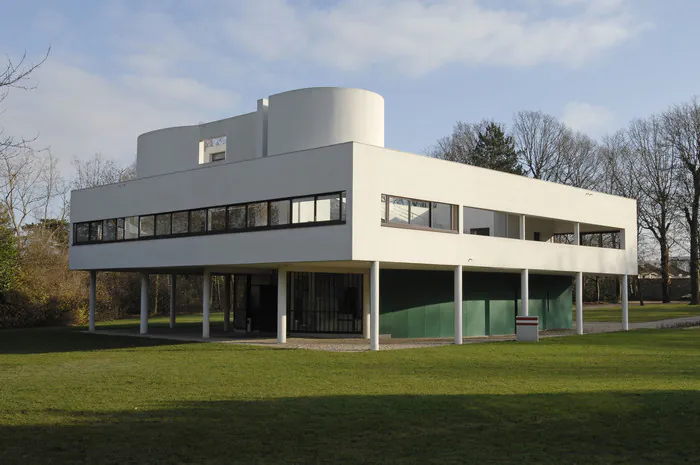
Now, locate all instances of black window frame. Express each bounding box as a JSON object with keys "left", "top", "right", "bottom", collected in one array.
[
  {"left": 381, "top": 194, "right": 458, "bottom": 233},
  {"left": 72, "top": 190, "right": 347, "bottom": 245}
]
